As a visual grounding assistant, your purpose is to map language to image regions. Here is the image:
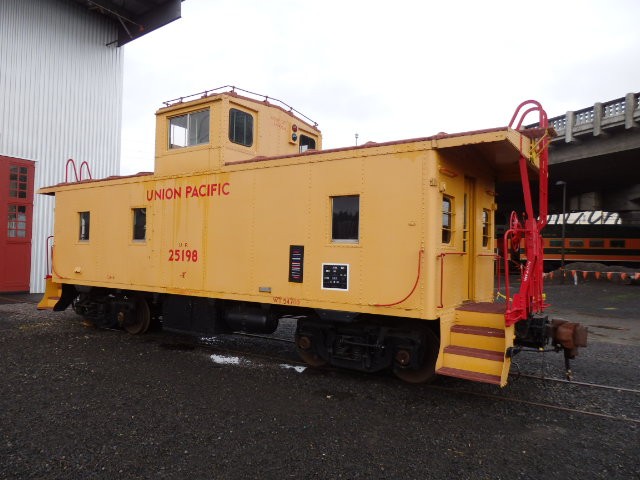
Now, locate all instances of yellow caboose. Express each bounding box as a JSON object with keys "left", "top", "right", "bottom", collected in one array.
[{"left": 39, "top": 86, "right": 568, "bottom": 385}]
